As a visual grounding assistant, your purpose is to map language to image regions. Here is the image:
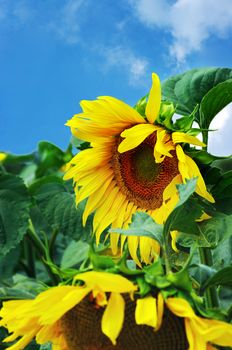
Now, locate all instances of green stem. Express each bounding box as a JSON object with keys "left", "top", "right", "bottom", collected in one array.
[
  {"left": 27, "top": 221, "right": 60, "bottom": 285},
  {"left": 49, "top": 228, "right": 59, "bottom": 259},
  {"left": 23, "top": 238, "right": 36, "bottom": 278},
  {"left": 163, "top": 237, "right": 171, "bottom": 275},
  {"left": 199, "top": 247, "right": 219, "bottom": 308},
  {"left": 198, "top": 129, "right": 219, "bottom": 308}
]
